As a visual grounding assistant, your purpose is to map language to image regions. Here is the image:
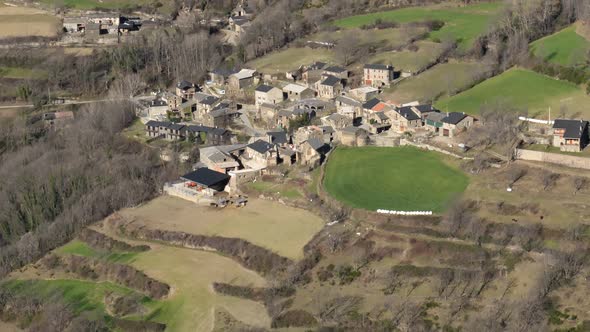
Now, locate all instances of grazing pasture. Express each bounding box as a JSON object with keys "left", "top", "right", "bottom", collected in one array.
[
  {"left": 530, "top": 23, "right": 590, "bottom": 67},
  {"left": 368, "top": 41, "right": 445, "bottom": 74},
  {"left": 382, "top": 61, "right": 492, "bottom": 104},
  {"left": 324, "top": 146, "right": 469, "bottom": 212},
  {"left": 435, "top": 68, "right": 590, "bottom": 117},
  {"left": 332, "top": 2, "right": 503, "bottom": 51}
]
